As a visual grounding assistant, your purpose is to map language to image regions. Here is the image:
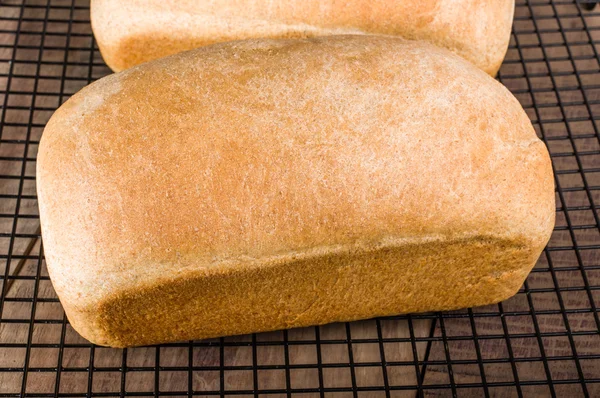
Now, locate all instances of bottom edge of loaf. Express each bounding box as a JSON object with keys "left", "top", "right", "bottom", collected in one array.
[{"left": 64, "top": 235, "right": 541, "bottom": 348}]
